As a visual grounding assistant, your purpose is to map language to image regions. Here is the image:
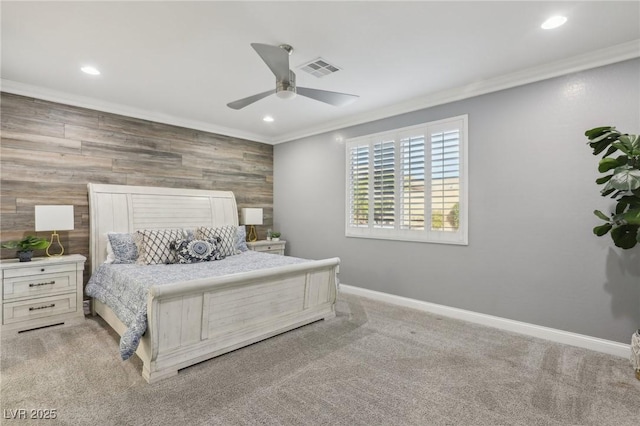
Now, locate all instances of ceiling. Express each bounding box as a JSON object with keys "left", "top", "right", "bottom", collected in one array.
[{"left": 2, "top": 1, "right": 639, "bottom": 144}]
